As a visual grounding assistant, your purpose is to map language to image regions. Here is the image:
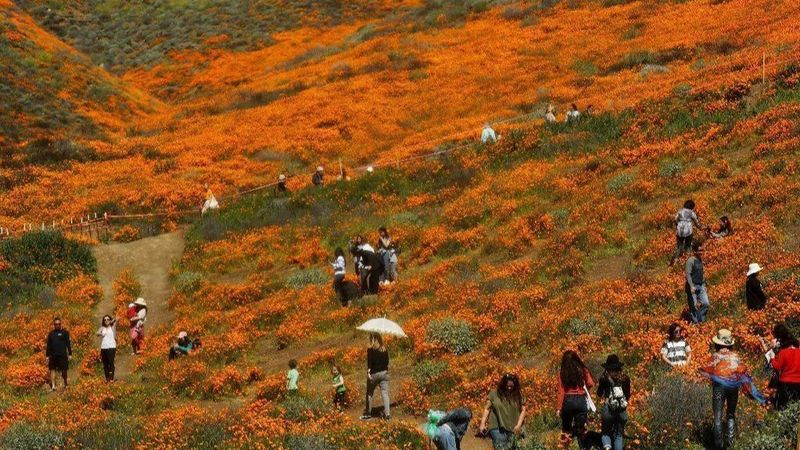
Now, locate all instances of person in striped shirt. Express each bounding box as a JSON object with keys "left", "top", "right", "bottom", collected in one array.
[{"left": 661, "top": 322, "right": 692, "bottom": 367}]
